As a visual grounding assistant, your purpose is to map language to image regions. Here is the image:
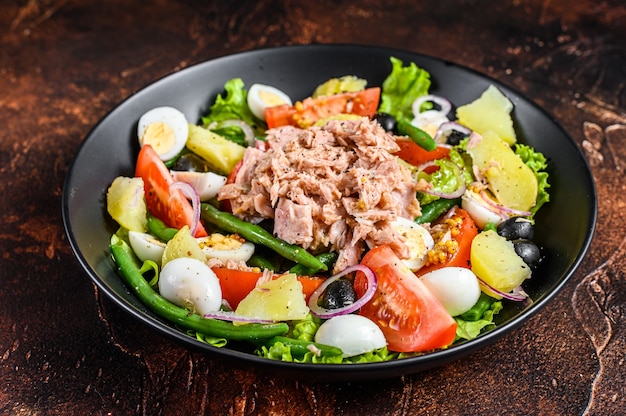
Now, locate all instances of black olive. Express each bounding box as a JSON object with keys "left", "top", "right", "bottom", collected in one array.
[
  {"left": 513, "top": 239, "right": 542, "bottom": 267},
  {"left": 320, "top": 279, "right": 357, "bottom": 310},
  {"left": 172, "top": 153, "right": 211, "bottom": 172},
  {"left": 446, "top": 130, "right": 467, "bottom": 146},
  {"left": 373, "top": 112, "right": 397, "bottom": 133},
  {"left": 497, "top": 217, "right": 534, "bottom": 240}
]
